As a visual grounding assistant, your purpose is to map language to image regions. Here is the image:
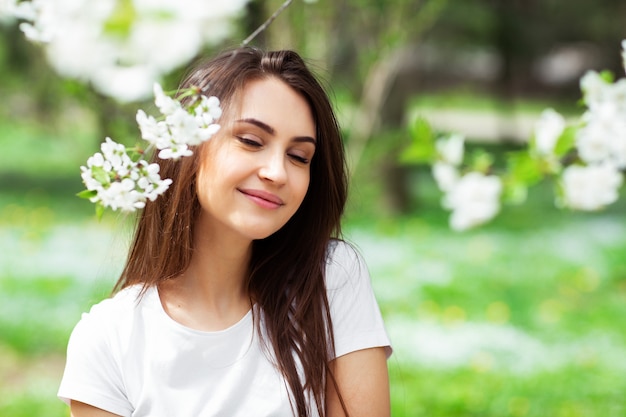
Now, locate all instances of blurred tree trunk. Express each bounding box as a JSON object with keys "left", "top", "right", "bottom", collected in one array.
[
  {"left": 345, "top": 0, "right": 449, "bottom": 214},
  {"left": 492, "top": 0, "right": 537, "bottom": 100},
  {"left": 1, "top": 24, "right": 60, "bottom": 123}
]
